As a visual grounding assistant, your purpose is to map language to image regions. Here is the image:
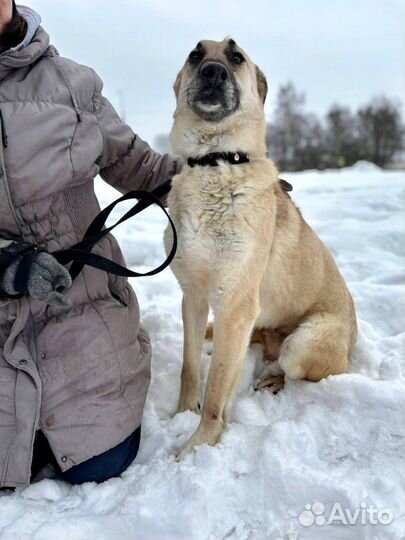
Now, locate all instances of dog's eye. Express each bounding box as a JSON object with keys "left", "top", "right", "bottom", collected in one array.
[
  {"left": 231, "top": 52, "right": 245, "bottom": 65},
  {"left": 188, "top": 51, "right": 203, "bottom": 66}
]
